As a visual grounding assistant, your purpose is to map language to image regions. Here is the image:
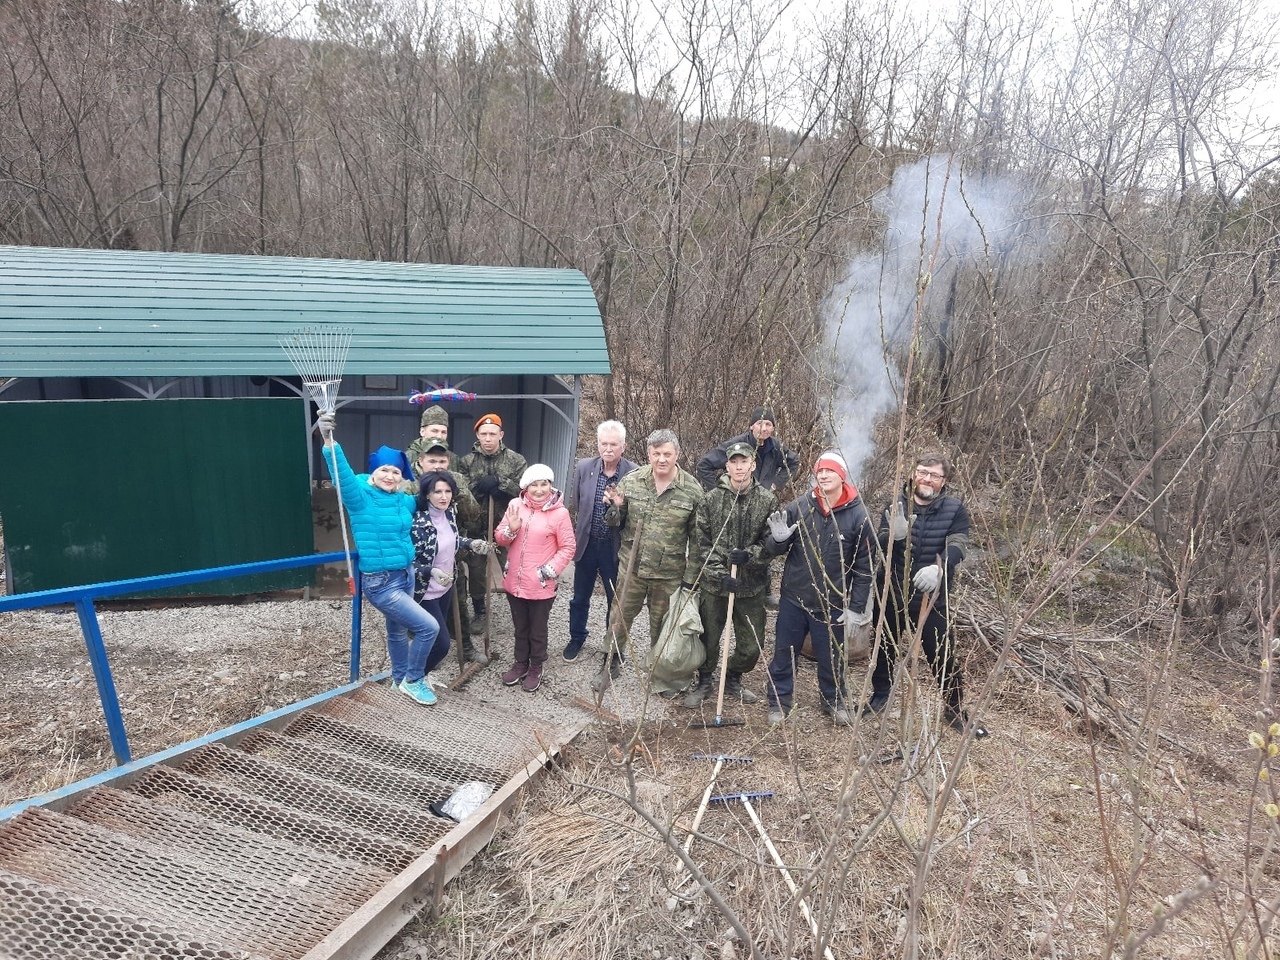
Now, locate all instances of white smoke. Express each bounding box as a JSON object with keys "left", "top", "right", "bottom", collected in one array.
[{"left": 822, "top": 154, "right": 1043, "bottom": 479}]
